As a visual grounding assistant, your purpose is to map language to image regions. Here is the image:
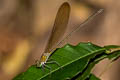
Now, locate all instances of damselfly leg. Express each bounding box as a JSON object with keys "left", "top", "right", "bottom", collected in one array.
[
  {"left": 36, "top": 60, "right": 52, "bottom": 72},
  {"left": 46, "top": 58, "right": 61, "bottom": 67}
]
